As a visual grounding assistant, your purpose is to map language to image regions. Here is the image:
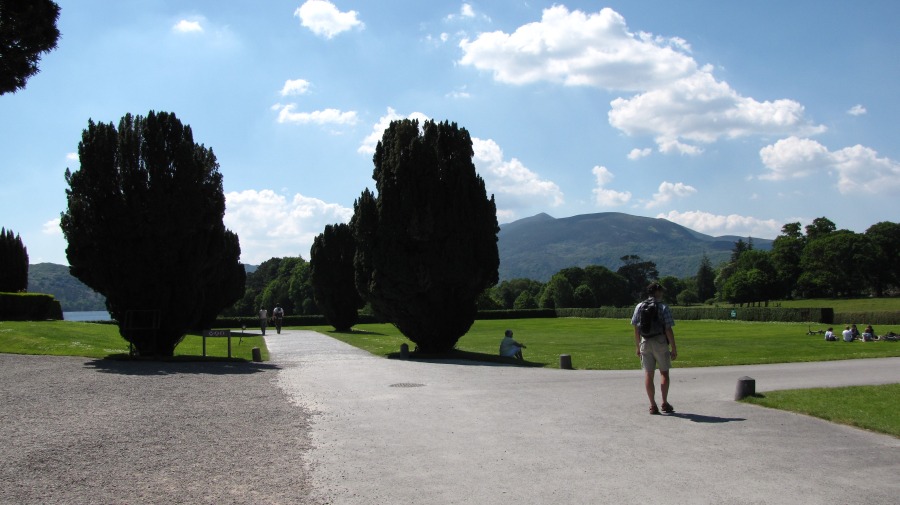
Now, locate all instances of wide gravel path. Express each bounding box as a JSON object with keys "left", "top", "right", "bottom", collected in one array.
[{"left": 0, "top": 349, "right": 318, "bottom": 505}]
